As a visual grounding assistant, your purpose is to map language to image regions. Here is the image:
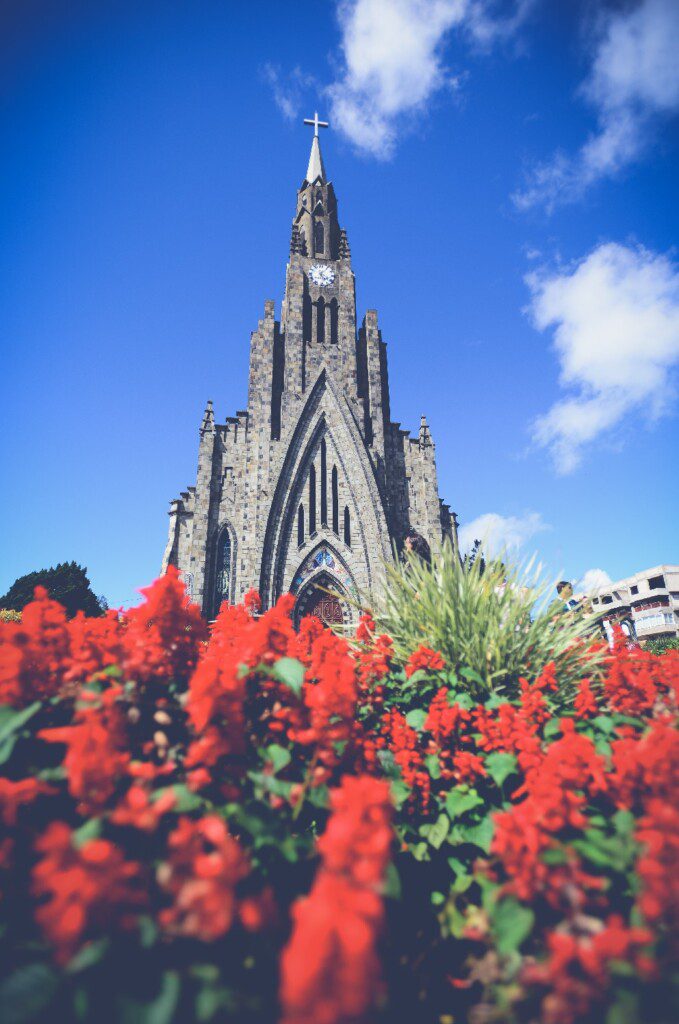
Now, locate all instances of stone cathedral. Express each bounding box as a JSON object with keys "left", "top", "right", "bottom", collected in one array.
[{"left": 162, "top": 116, "right": 456, "bottom": 625}]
